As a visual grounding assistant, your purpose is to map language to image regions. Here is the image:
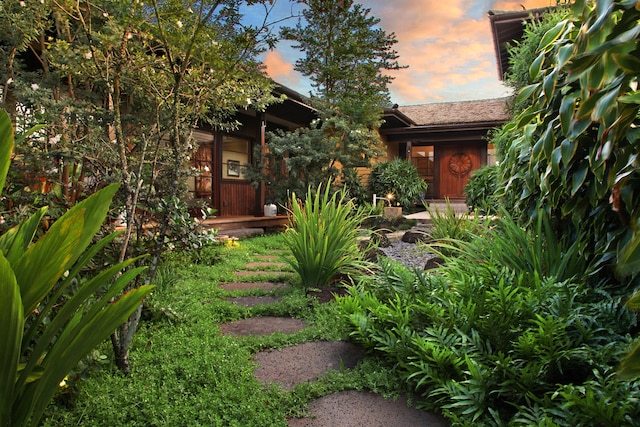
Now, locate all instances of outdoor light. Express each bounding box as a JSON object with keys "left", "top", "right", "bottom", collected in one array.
[{"left": 373, "top": 193, "right": 394, "bottom": 206}]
